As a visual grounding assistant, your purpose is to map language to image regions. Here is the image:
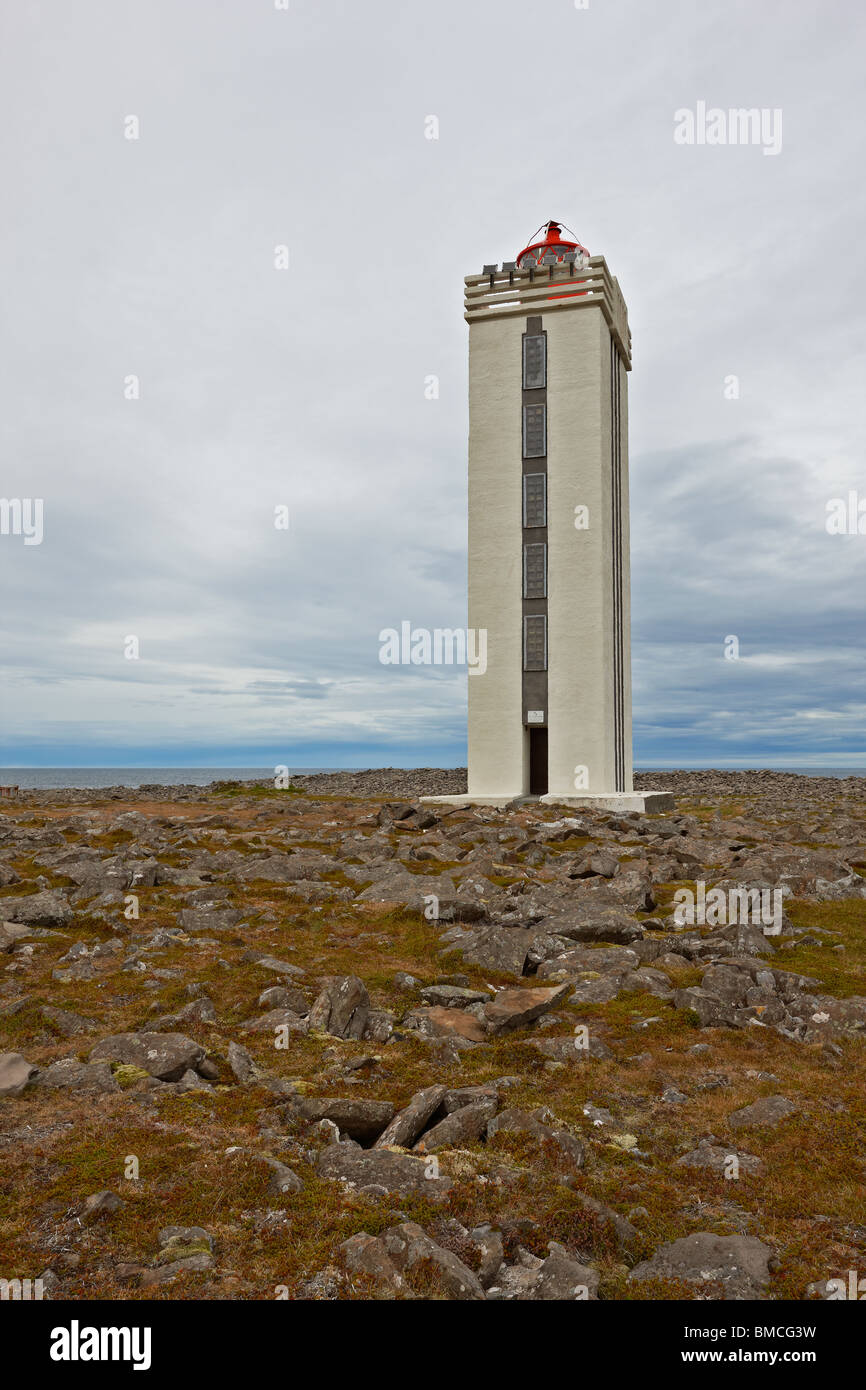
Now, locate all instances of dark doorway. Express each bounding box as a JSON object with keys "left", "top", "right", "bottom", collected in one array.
[{"left": 529, "top": 727, "right": 548, "bottom": 795}]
